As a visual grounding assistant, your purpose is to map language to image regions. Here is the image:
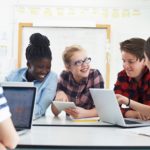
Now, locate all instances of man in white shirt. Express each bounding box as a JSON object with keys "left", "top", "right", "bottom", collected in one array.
[{"left": 0, "top": 87, "right": 19, "bottom": 150}]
